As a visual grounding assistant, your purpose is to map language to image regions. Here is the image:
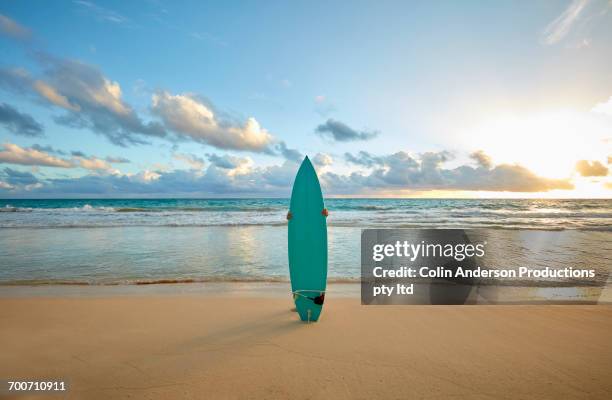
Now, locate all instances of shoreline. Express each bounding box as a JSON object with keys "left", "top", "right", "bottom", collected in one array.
[
  {"left": 0, "top": 282, "right": 361, "bottom": 298},
  {"left": 1, "top": 282, "right": 610, "bottom": 304}
]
